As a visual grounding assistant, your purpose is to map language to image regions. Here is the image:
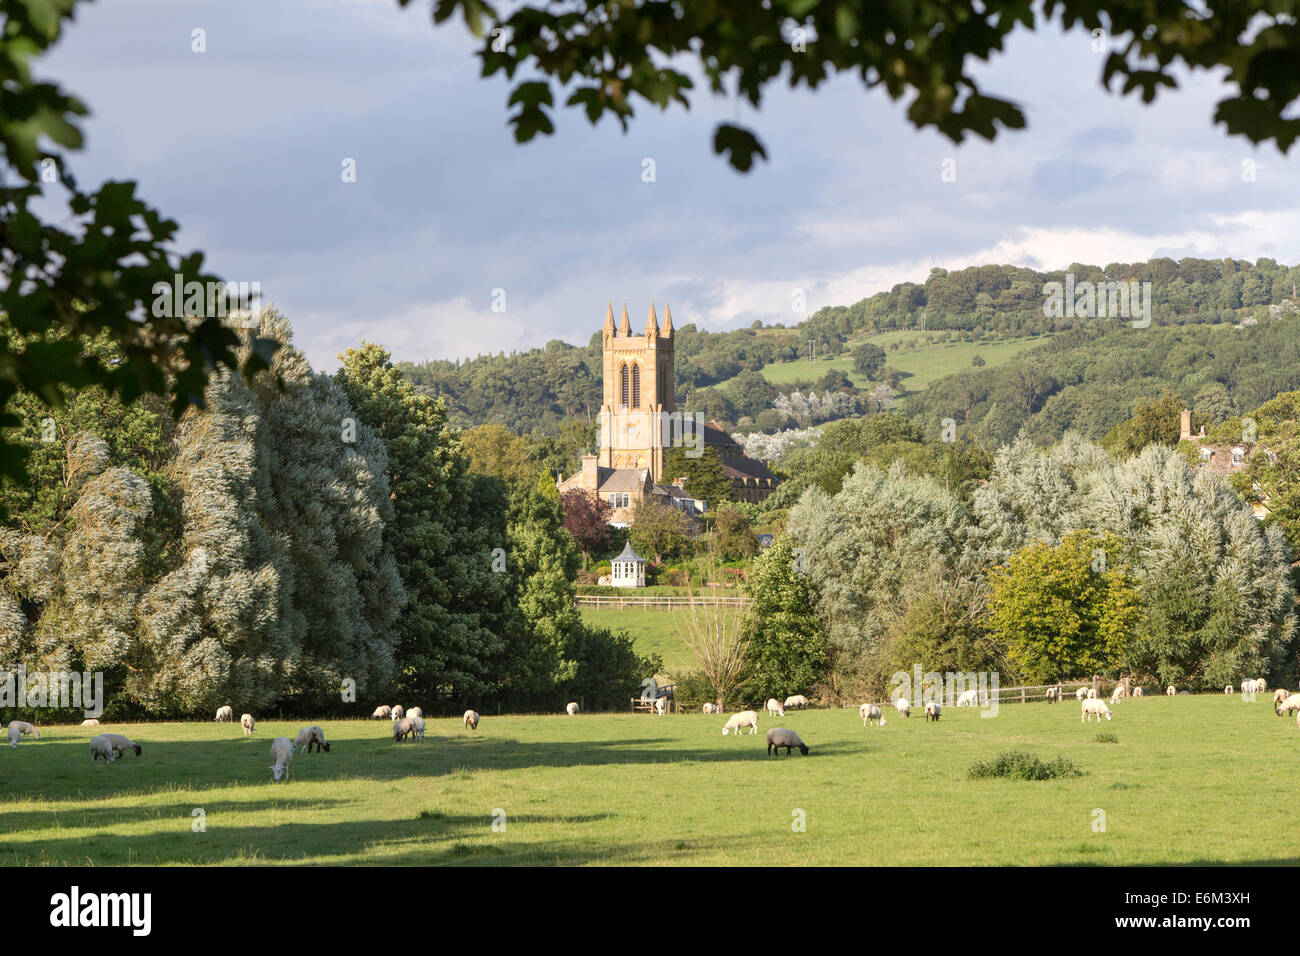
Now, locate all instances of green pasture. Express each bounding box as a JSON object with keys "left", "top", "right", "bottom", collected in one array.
[{"left": 1, "top": 694, "right": 1293, "bottom": 866}]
